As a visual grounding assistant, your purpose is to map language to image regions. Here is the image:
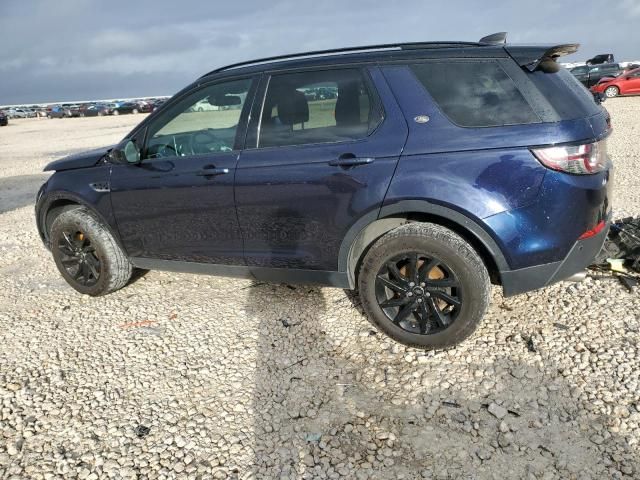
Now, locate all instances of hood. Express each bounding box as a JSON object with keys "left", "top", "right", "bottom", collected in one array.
[
  {"left": 43, "top": 145, "right": 113, "bottom": 172},
  {"left": 597, "top": 76, "right": 617, "bottom": 84}
]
